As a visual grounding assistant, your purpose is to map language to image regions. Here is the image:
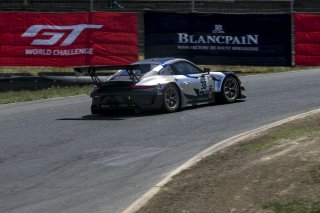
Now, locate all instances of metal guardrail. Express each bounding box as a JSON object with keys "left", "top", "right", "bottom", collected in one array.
[
  {"left": 0, "top": 76, "right": 90, "bottom": 91},
  {"left": 0, "top": 0, "right": 319, "bottom": 13}
]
